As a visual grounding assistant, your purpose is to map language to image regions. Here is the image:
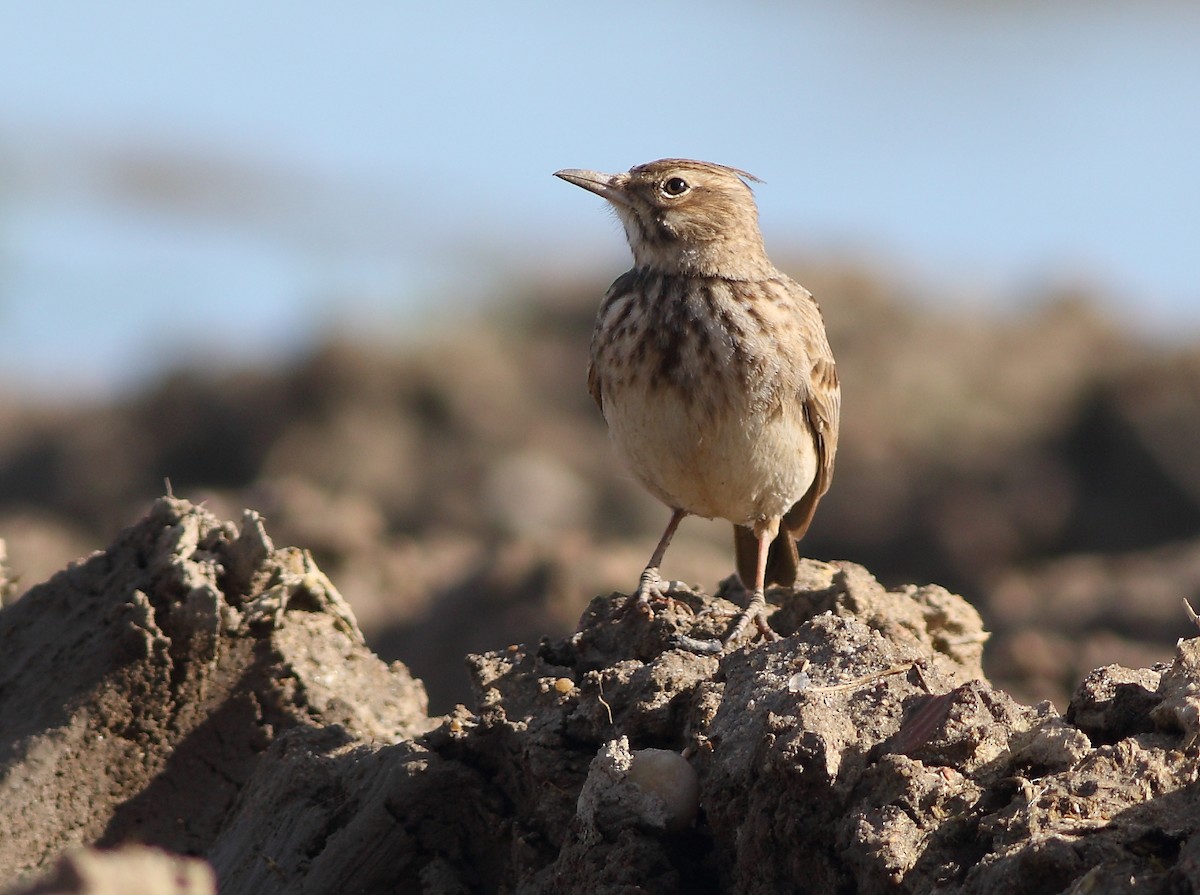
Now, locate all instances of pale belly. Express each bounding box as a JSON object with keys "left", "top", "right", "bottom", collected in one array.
[{"left": 603, "top": 383, "right": 817, "bottom": 527}]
